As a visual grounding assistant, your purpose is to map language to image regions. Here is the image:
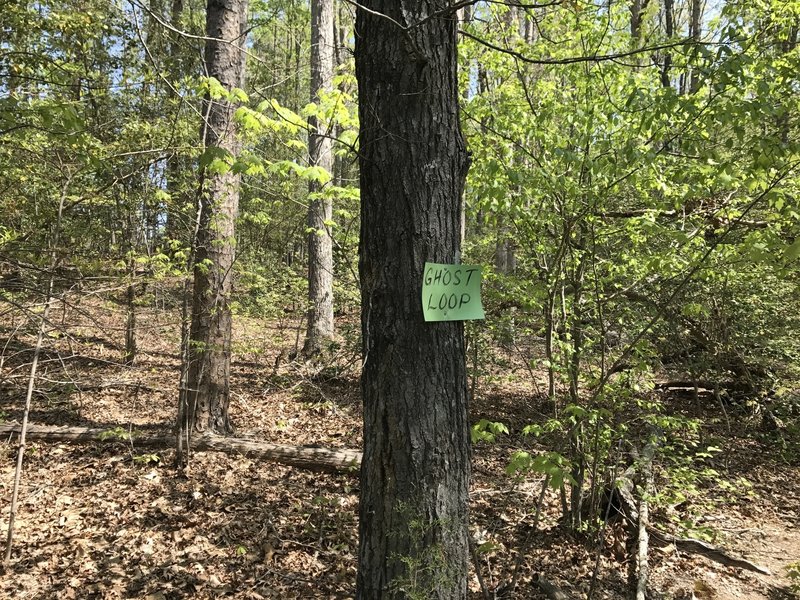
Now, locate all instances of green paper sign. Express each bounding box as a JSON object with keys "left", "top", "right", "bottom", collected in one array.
[{"left": 422, "top": 262, "right": 485, "bottom": 322}]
